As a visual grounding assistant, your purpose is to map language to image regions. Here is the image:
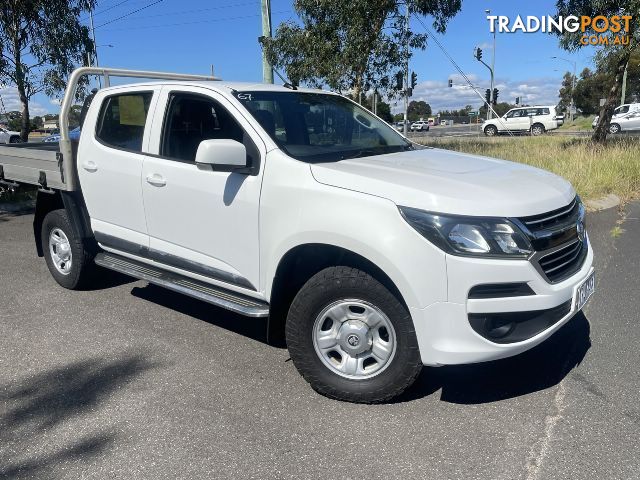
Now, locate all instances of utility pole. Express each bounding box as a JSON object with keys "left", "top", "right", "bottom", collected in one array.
[
  {"left": 621, "top": 61, "right": 629, "bottom": 105},
  {"left": 88, "top": 9, "right": 101, "bottom": 88},
  {"left": 485, "top": 9, "right": 495, "bottom": 119},
  {"left": 261, "top": 0, "right": 274, "bottom": 84},
  {"left": 403, "top": 4, "right": 409, "bottom": 136}
]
